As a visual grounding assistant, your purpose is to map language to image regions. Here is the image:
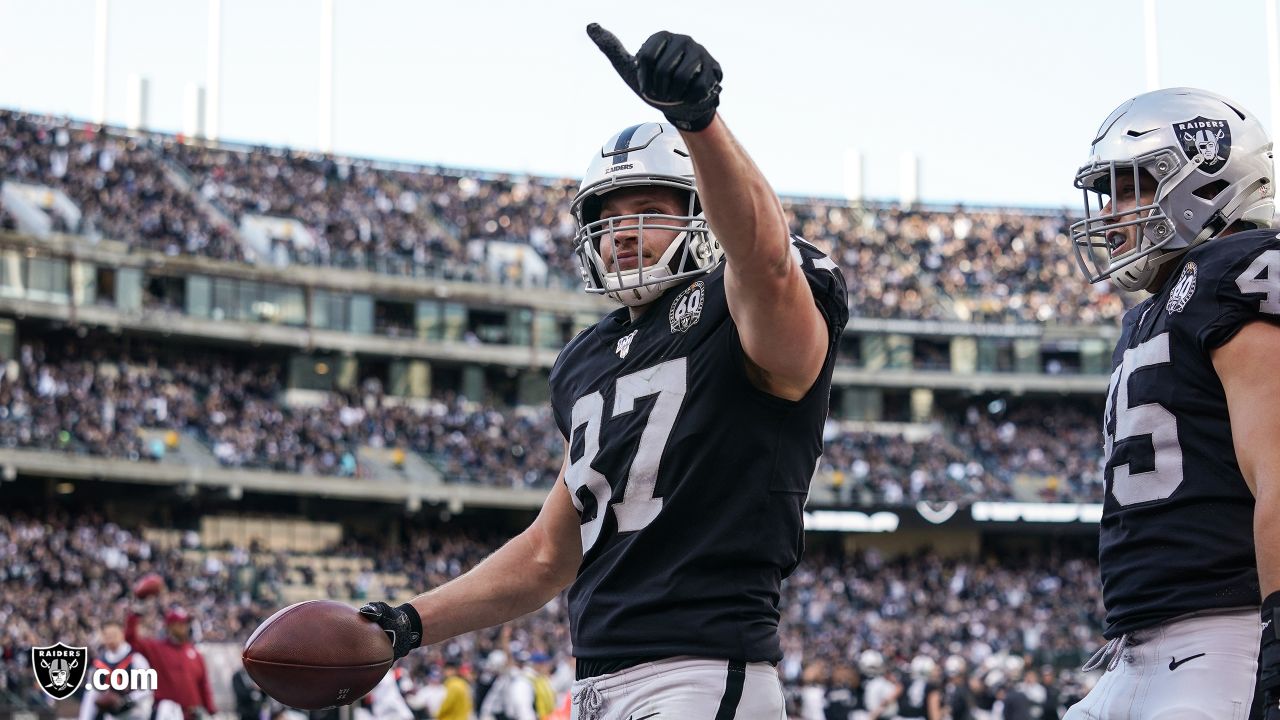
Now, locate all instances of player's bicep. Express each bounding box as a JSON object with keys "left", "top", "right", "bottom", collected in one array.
[
  {"left": 524, "top": 446, "right": 582, "bottom": 590},
  {"left": 725, "top": 242, "right": 838, "bottom": 401},
  {"left": 1212, "top": 320, "right": 1280, "bottom": 497}
]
